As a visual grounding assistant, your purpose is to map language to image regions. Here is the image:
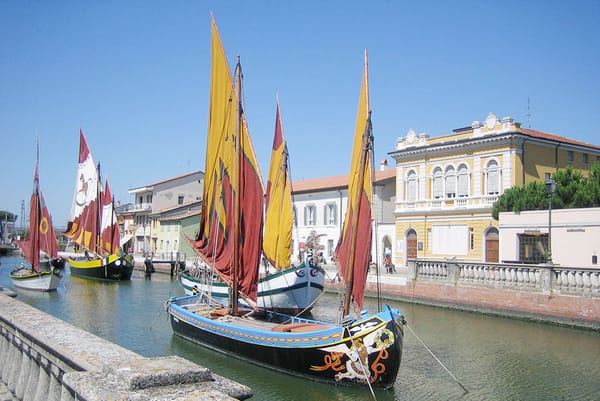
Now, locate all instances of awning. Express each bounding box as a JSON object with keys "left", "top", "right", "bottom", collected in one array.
[{"left": 120, "top": 234, "right": 134, "bottom": 246}]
